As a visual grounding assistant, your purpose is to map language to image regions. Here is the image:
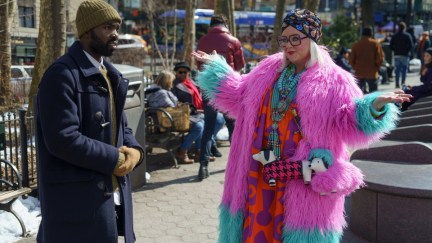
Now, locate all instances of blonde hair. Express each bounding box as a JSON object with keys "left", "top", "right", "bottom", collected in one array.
[
  {"left": 307, "top": 41, "right": 324, "bottom": 68},
  {"left": 279, "top": 41, "right": 324, "bottom": 72},
  {"left": 155, "top": 70, "right": 175, "bottom": 90}
]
